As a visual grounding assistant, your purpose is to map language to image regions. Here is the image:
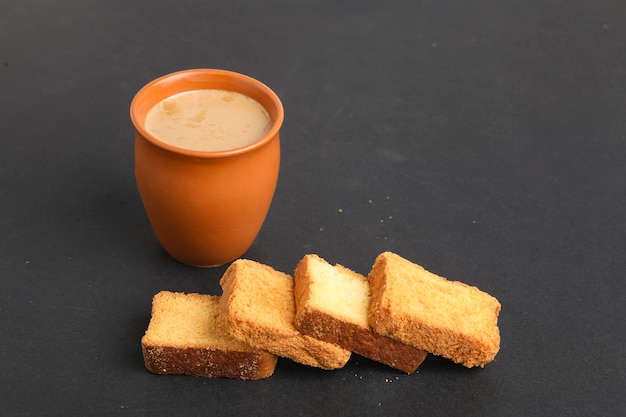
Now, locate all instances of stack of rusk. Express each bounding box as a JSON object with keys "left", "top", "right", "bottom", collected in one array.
[{"left": 141, "top": 252, "right": 501, "bottom": 380}]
